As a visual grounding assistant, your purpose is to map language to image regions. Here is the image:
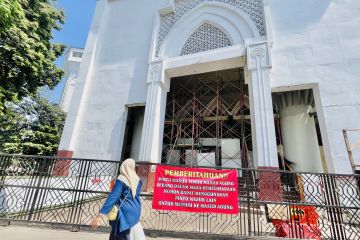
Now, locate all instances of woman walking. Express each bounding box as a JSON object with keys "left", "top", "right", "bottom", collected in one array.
[{"left": 91, "top": 158, "right": 143, "bottom": 240}]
